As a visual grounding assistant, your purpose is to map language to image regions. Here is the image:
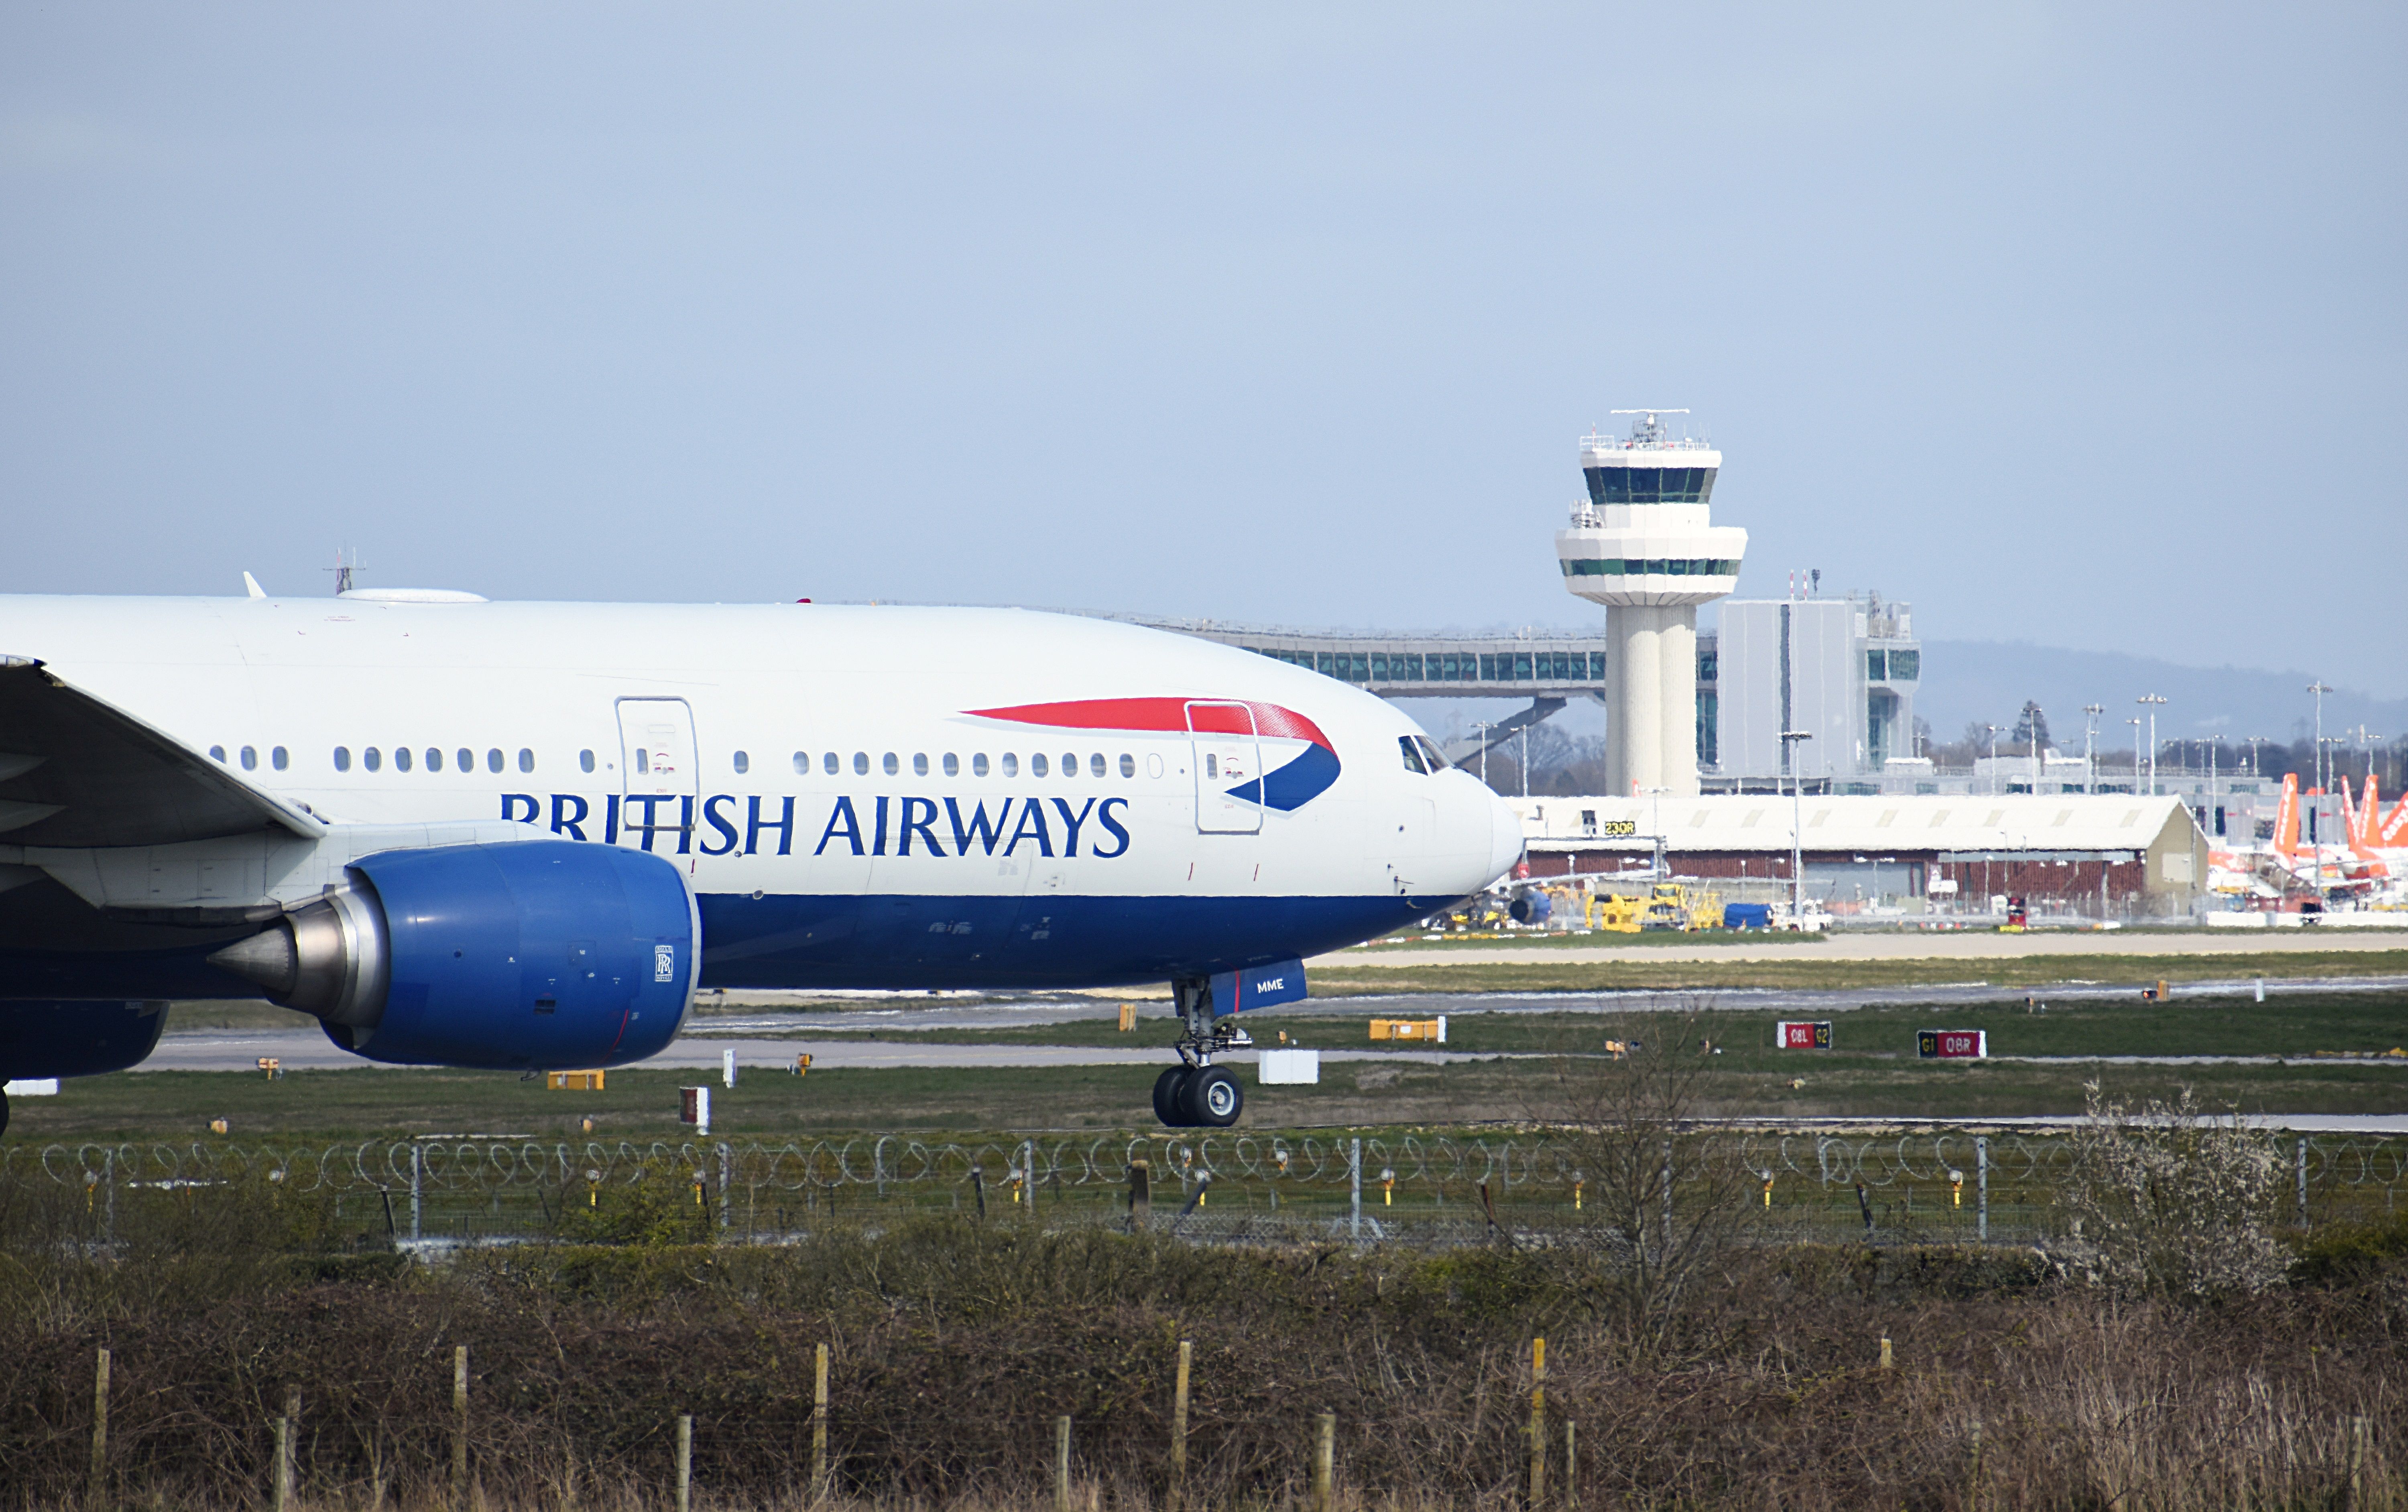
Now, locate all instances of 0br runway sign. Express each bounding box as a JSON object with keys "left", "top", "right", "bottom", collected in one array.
[
  {"left": 1776, "top": 1021, "right": 1833, "bottom": 1049},
  {"left": 1917, "top": 1029, "right": 1988, "bottom": 1059}
]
